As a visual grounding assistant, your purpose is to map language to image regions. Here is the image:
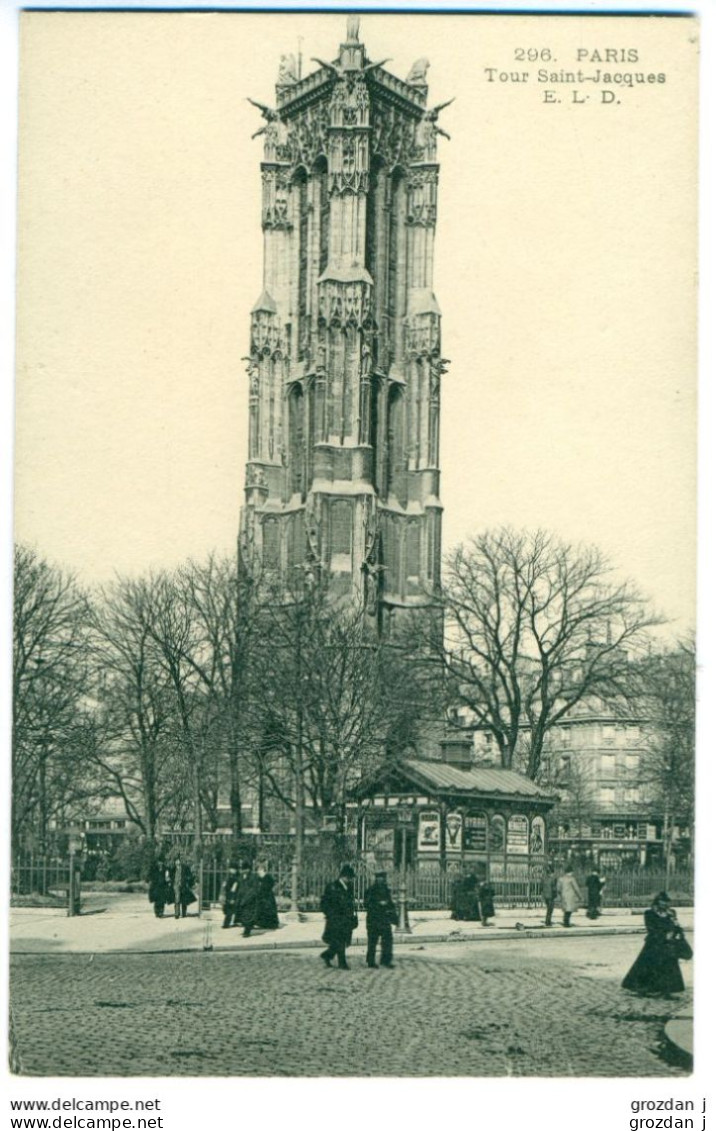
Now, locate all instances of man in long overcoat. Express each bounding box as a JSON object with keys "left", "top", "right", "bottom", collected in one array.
[
  {"left": 172, "top": 858, "right": 196, "bottom": 919},
  {"left": 319, "top": 864, "right": 358, "bottom": 970},
  {"left": 236, "top": 861, "right": 260, "bottom": 937},
  {"left": 556, "top": 866, "right": 583, "bottom": 927},
  {"left": 364, "top": 871, "right": 398, "bottom": 968}
]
